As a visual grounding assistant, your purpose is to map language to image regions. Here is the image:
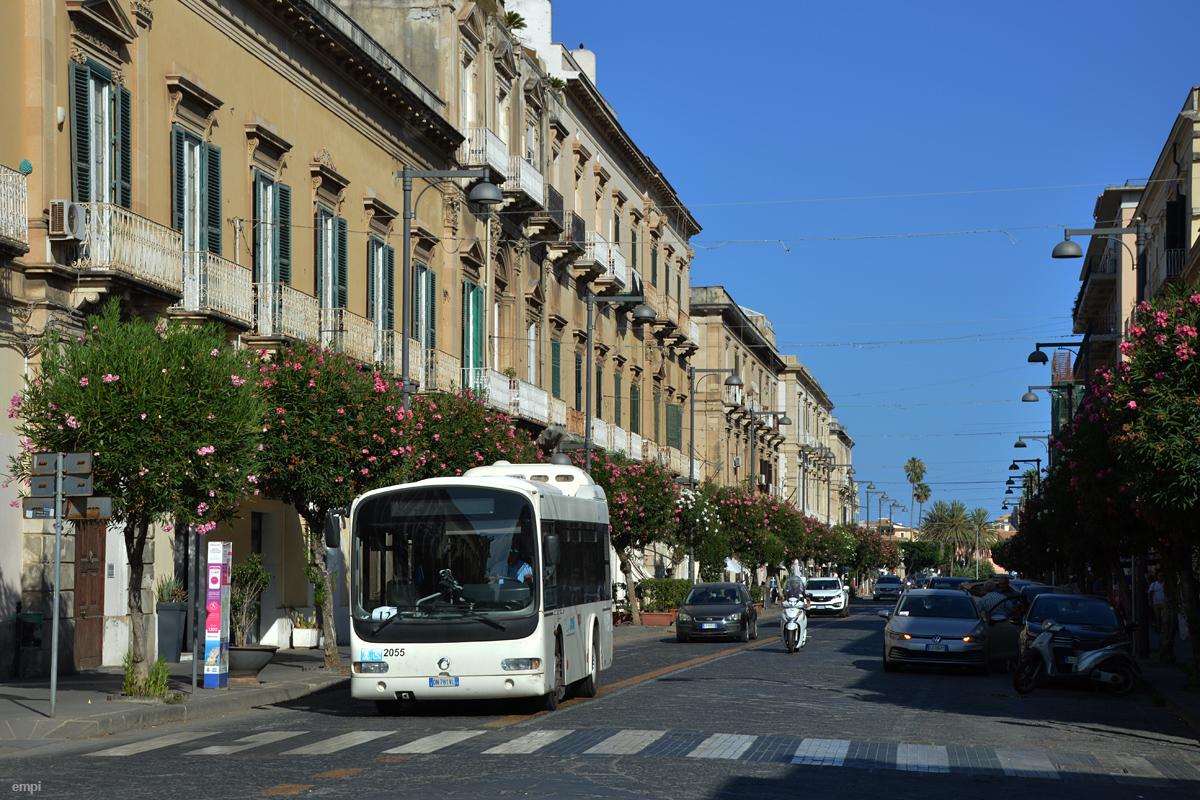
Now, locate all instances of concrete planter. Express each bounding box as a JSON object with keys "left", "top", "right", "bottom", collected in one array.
[
  {"left": 292, "top": 628, "right": 319, "bottom": 649},
  {"left": 640, "top": 610, "right": 676, "bottom": 626},
  {"left": 228, "top": 645, "right": 277, "bottom": 685}
]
